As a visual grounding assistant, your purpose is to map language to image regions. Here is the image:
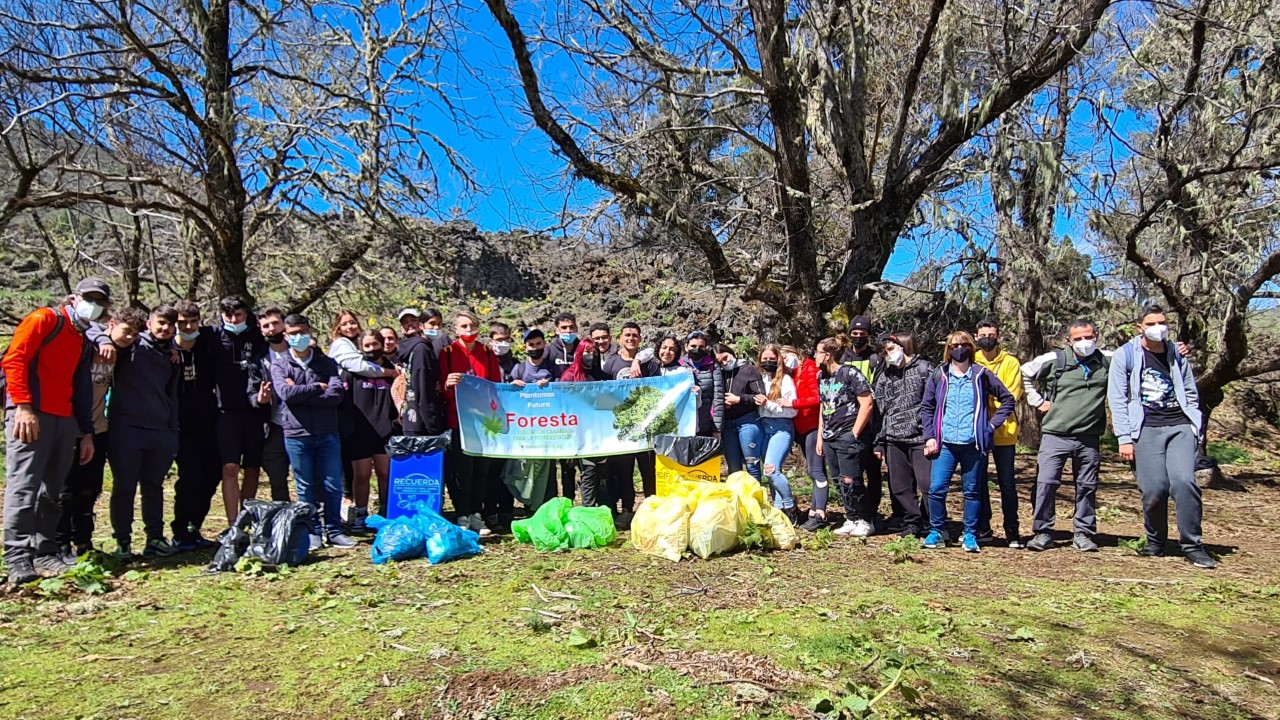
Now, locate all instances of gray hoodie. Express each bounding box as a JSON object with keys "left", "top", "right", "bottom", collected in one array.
[{"left": 1107, "top": 336, "right": 1201, "bottom": 445}]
